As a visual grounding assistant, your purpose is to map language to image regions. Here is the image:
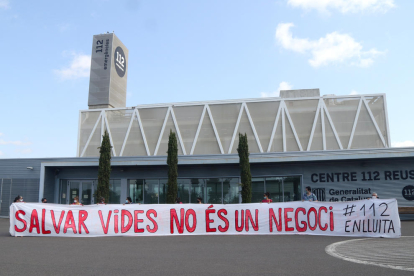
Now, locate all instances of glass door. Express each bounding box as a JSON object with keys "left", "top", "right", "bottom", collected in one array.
[
  {"left": 67, "top": 180, "right": 95, "bottom": 205},
  {"left": 68, "top": 181, "right": 80, "bottom": 204},
  {"left": 177, "top": 179, "right": 190, "bottom": 203},
  {"left": 283, "top": 177, "right": 301, "bottom": 202},
  {"left": 266, "top": 177, "right": 283, "bottom": 202},
  {"left": 190, "top": 179, "right": 204, "bottom": 204},
  {"left": 81, "top": 181, "right": 93, "bottom": 205},
  {"left": 130, "top": 179, "right": 144, "bottom": 204},
  {"left": 144, "top": 179, "right": 159, "bottom": 204},
  {"left": 205, "top": 178, "right": 221, "bottom": 204},
  {"left": 251, "top": 178, "right": 265, "bottom": 203},
  {"left": 223, "top": 178, "right": 239, "bottom": 204}
]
